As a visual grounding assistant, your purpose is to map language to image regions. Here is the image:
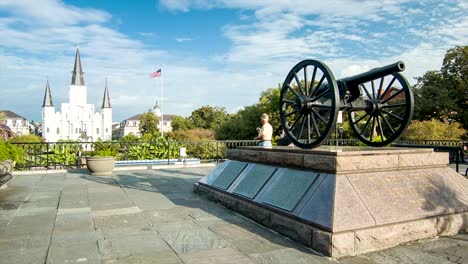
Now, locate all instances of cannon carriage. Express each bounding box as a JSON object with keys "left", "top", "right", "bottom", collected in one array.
[{"left": 280, "top": 60, "right": 414, "bottom": 148}]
